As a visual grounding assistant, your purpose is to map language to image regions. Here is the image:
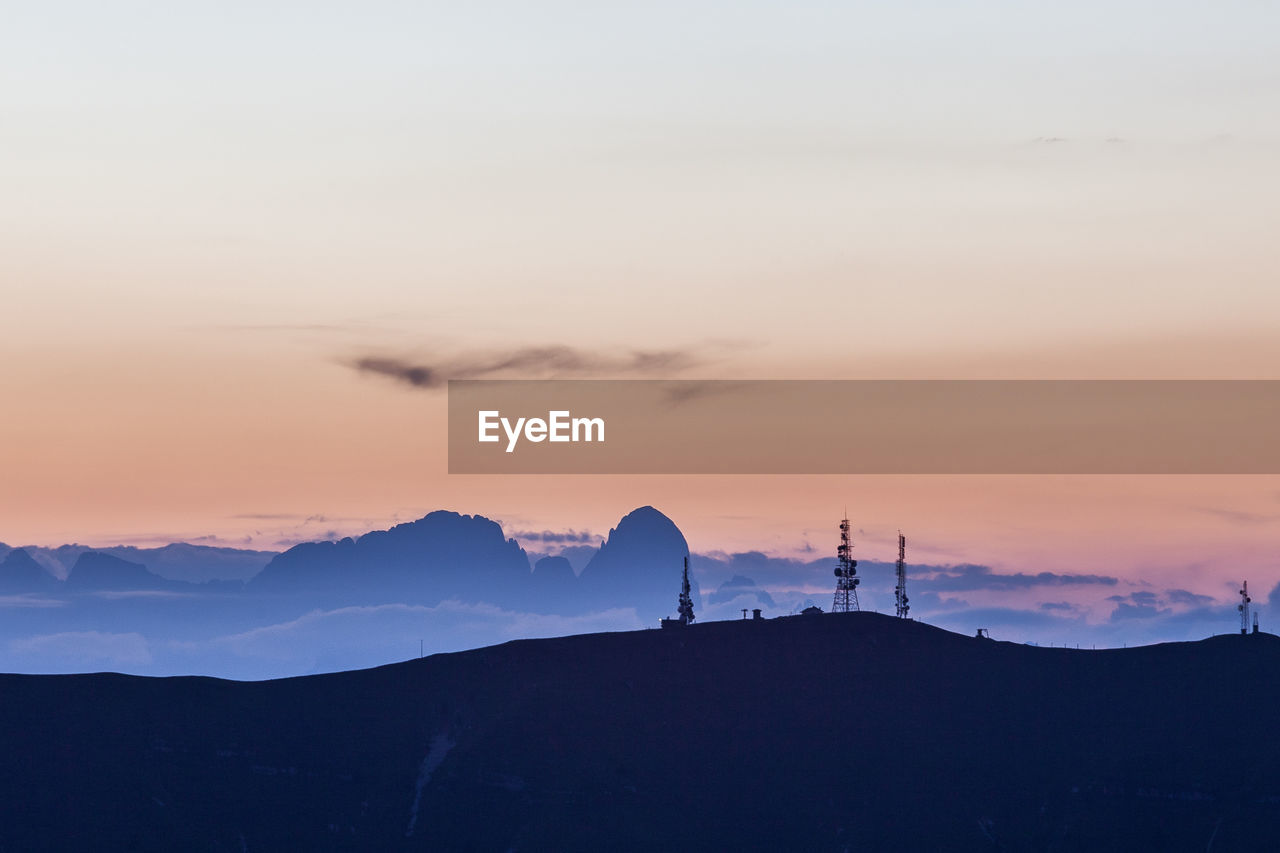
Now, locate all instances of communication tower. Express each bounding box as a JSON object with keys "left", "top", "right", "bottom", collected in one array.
[
  {"left": 832, "top": 516, "right": 860, "bottom": 613},
  {"left": 662, "top": 556, "right": 696, "bottom": 628},
  {"left": 1239, "top": 581, "right": 1252, "bottom": 635},
  {"left": 894, "top": 531, "right": 909, "bottom": 619},
  {"left": 677, "top": 556, "right": 695, "bottom": 625}
]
